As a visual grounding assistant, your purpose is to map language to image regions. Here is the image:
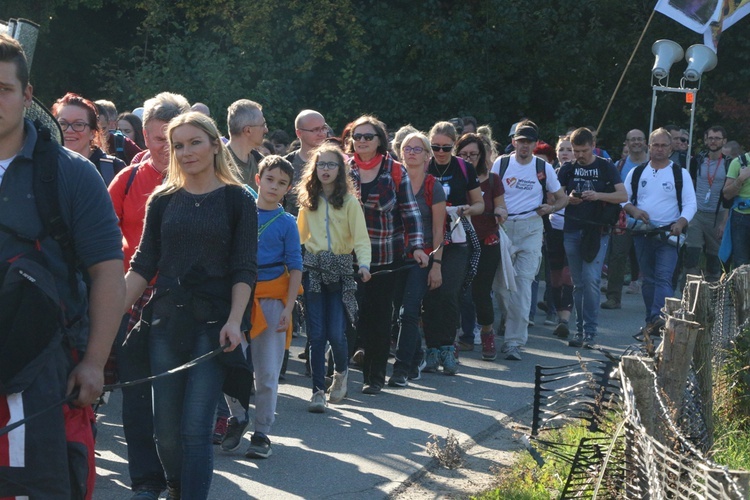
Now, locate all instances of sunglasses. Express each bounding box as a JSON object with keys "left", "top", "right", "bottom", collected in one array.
[
  {"left": 431, "top": 144, "right": 453, "bottom": 152},
  {"left": 352, "top": 133, "right": 376, "bottom": 142}
]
